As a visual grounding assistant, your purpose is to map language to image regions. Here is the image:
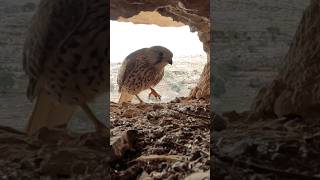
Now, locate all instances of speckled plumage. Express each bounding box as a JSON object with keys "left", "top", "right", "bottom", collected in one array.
[
  {"left": 117, "top": 46, "right": 173, "bottom": 103},
  {"left": 23, "top": 0, "right": 107, "bottom": 135}
]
